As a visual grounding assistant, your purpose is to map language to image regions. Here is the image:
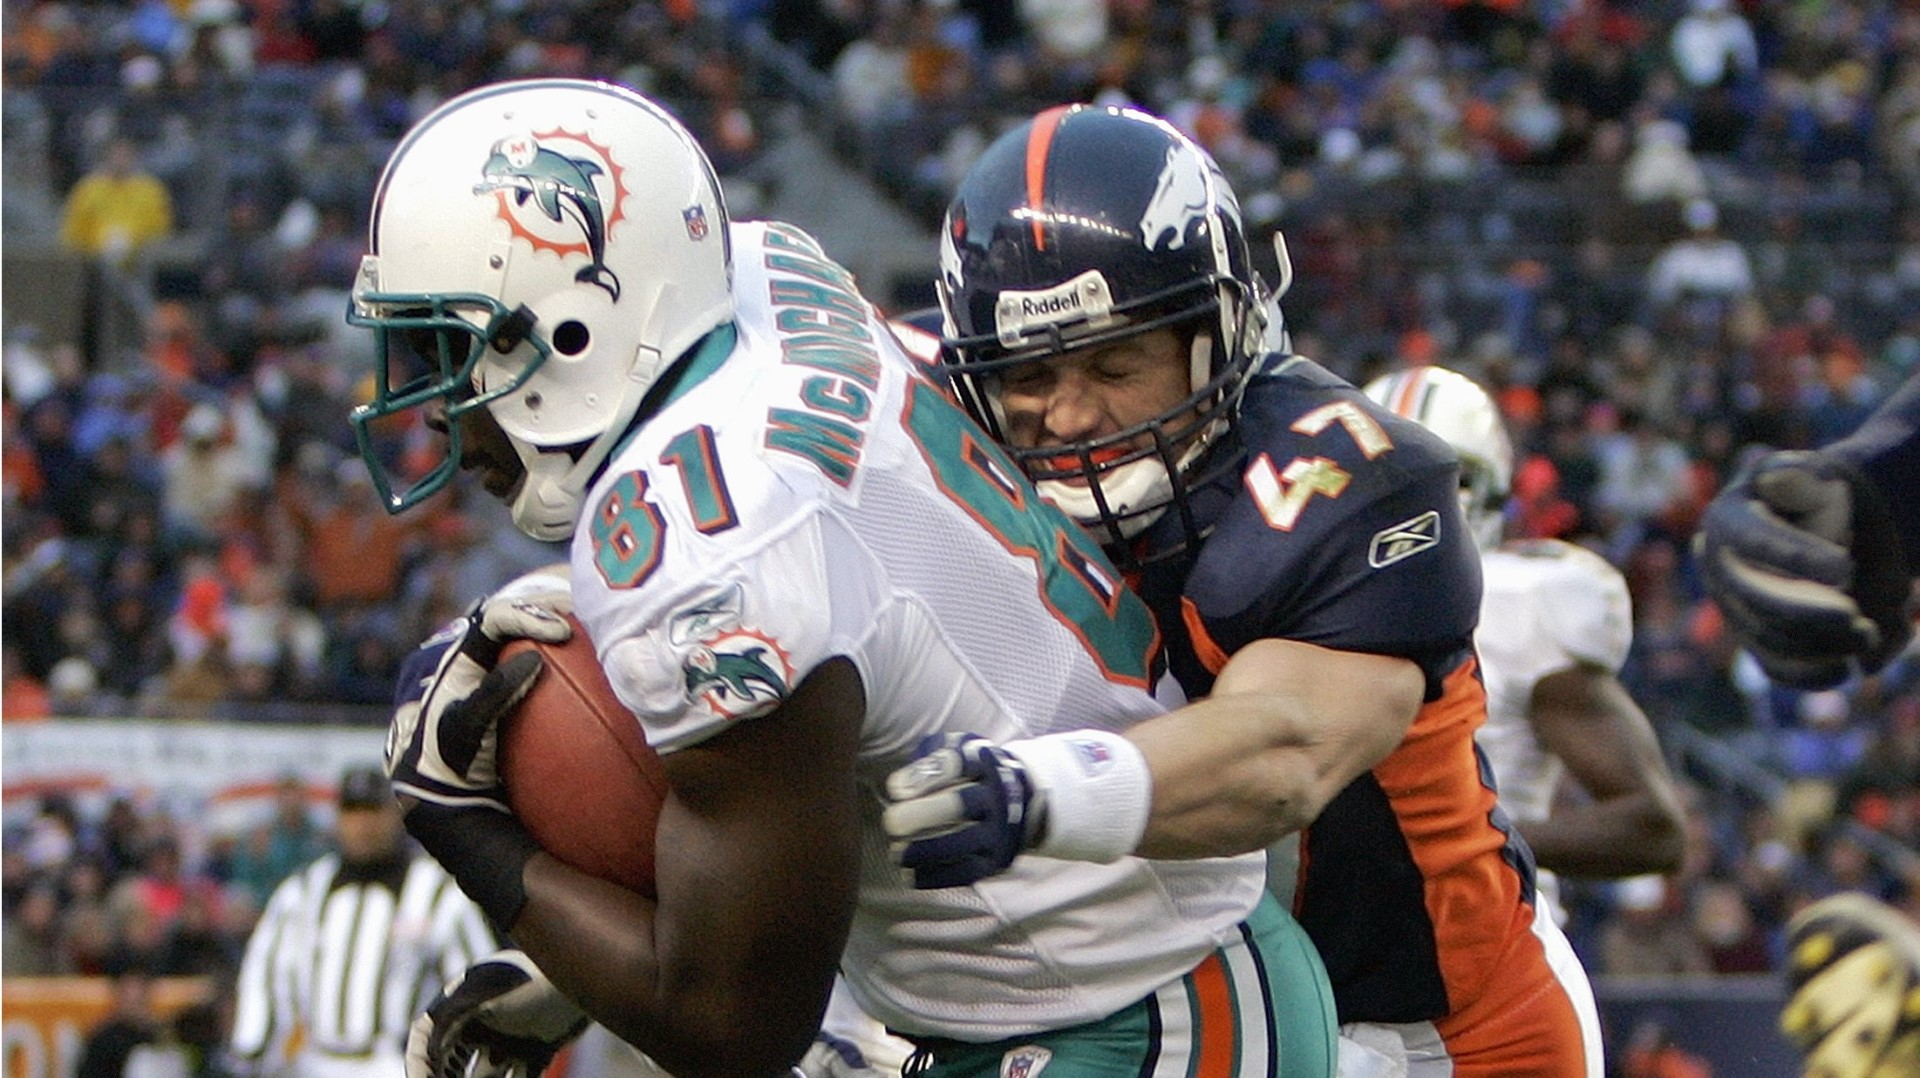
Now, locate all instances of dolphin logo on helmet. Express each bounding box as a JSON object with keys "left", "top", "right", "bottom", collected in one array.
[{"left": 475, "top": 134, "right": 622, "bottom": 300}]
